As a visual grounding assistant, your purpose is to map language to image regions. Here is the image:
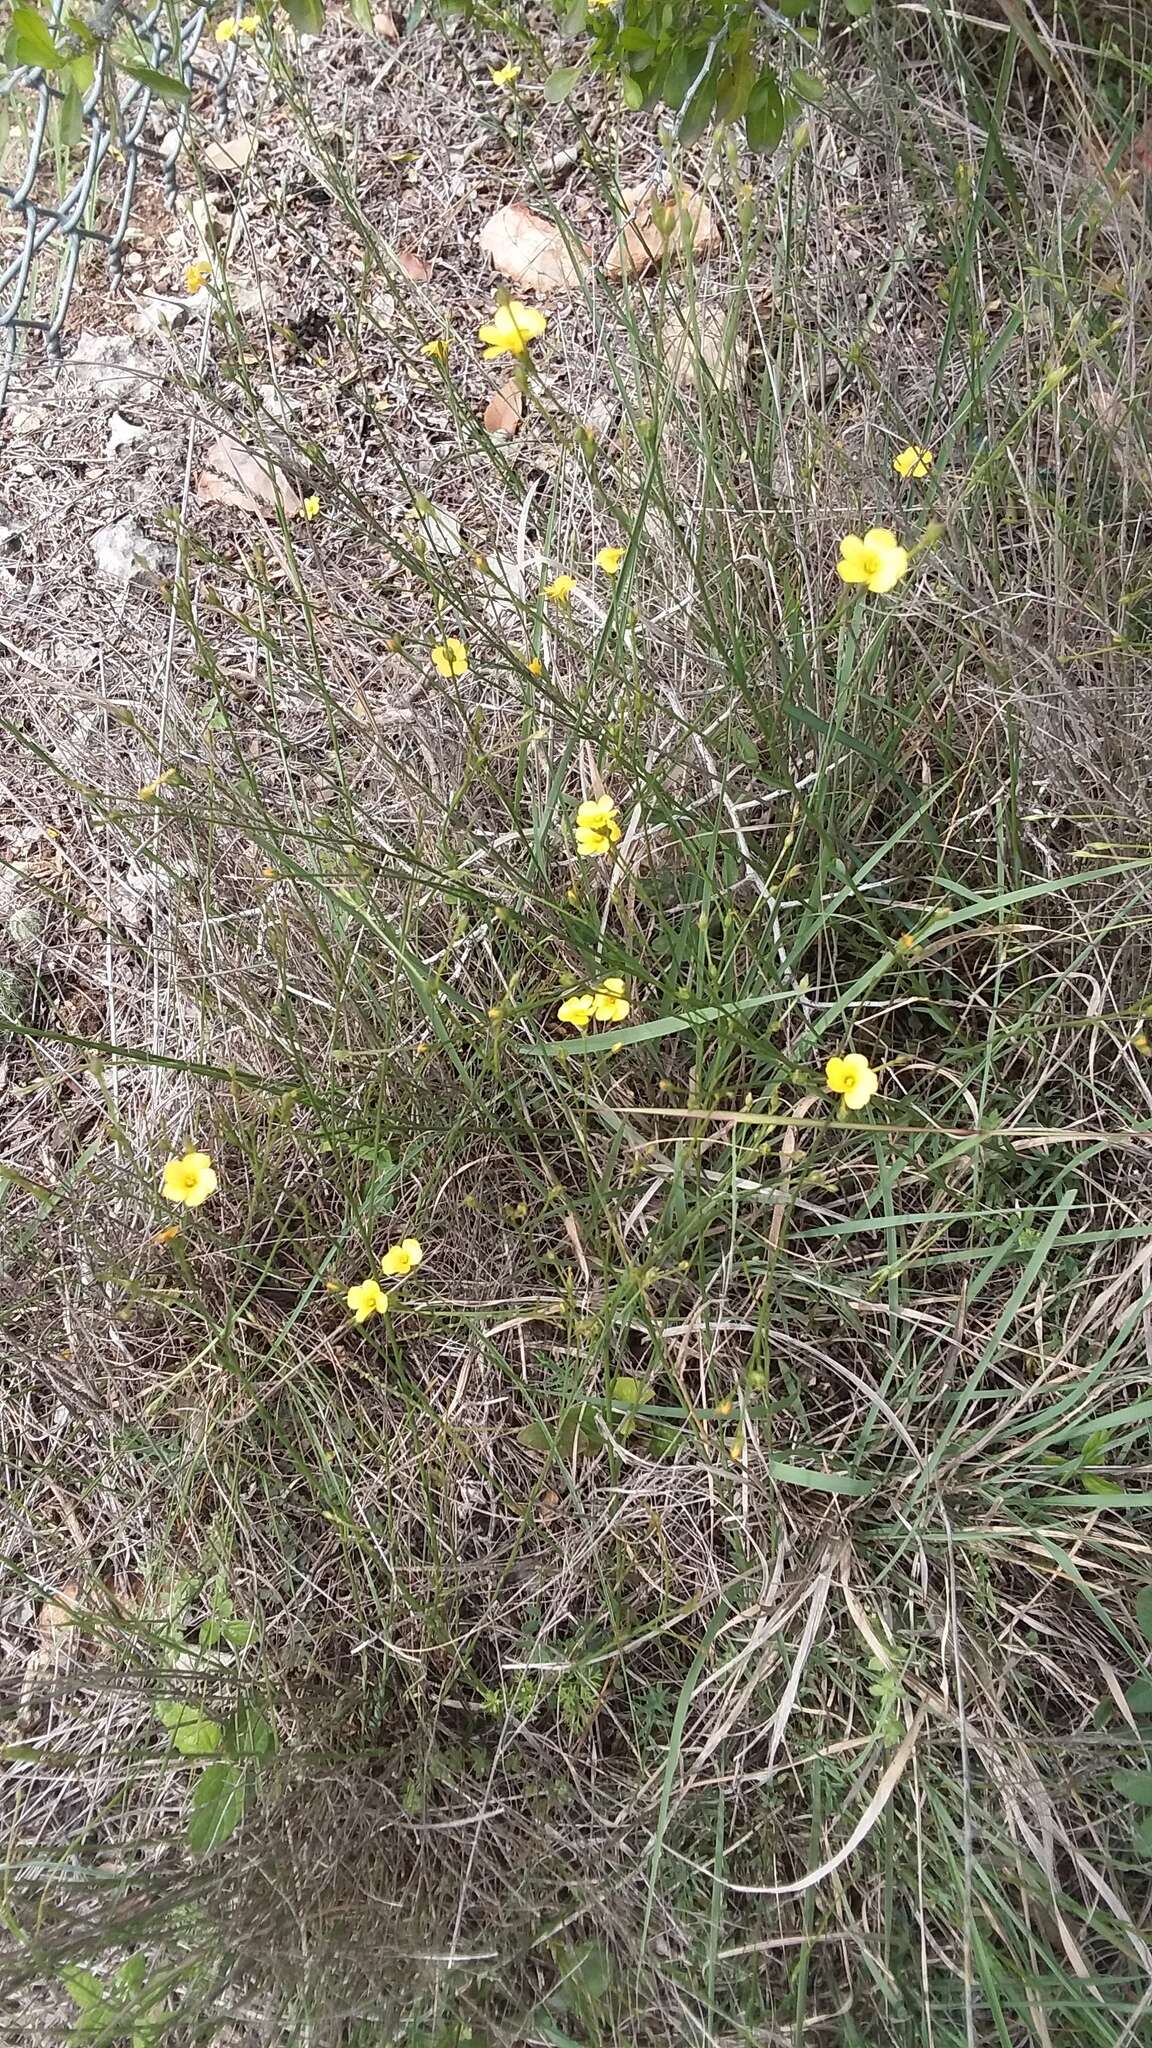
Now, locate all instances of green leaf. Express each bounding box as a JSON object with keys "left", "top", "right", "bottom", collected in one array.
[
  {"left": 543, "top": 64, "right": 580, "bottom": 104},
  {"left": 845, "top": 0, "right": 873, "bottom": 14},
  {"left": 346, "top": 0, "right": 373, "bottom": 26},
  {"left": 282, "top": 0, "right": 324, "bottom": 31},
  {"left": 609, "top": 1376, "right": 651, "bottom": 1410},
  {"left": 118, "top": 60, "right": 192, "bottom": 103},
  {"left": 1136, "top": 1811, "right": 1152, "bottom": 1856},
  {"left": 1125, "top": 1677, "right": 1152, "bottom": 1717},
  {"left": 790, "top": 66, "right": 826, "bottom": 103},
  {"left": 1113, "top": 1768, "right": 1152, "bottom": 1805},
  {"left": 5, "top": 6, "right": 67, "bottom": 69},
  {"left": 621, "top": 73, "right": 645, "bottom": 111},
  {"left": 60, "top": 1967, "right": 104, "bottom": 2014},
  {"left": 186, "top": 1760, "right": 246, "bottom": 1853},
  {"left": 1136, "top": 1586, "right": 1152, "bottom": 1640},
  {"left": 155, "top": 1699, "right": 225, "bottom": 1756},
  {"left": 64, "top": 49, "right": 93, "bottom": 92},
  {"left": 745, "top": 70, "right": 785, "bottom": 152},
  {"left": 55, "top": 79, "right": 84, "bottom": 147},
  {"left": 227, "top": 1703, "right": 277, "bottom": 1758}
]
